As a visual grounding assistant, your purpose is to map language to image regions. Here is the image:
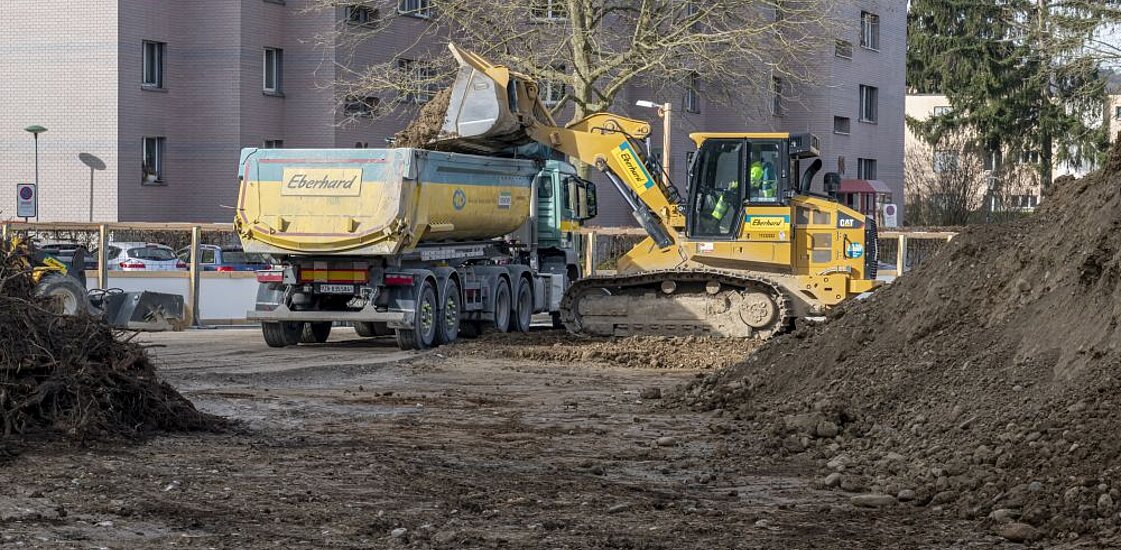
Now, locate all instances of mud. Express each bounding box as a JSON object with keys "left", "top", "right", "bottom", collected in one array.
[
  {"left": 680, "top": 140, "right": 1121, "bottom": 544},
  {"left": 0, "top": 329, "right": 1003, "bottom": 548},
  {"left": 395, "top": 88, "right": 452, "bottom": 148},
  {"left": 453, "top": 330, "right": 758, "bottom": 371}
]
